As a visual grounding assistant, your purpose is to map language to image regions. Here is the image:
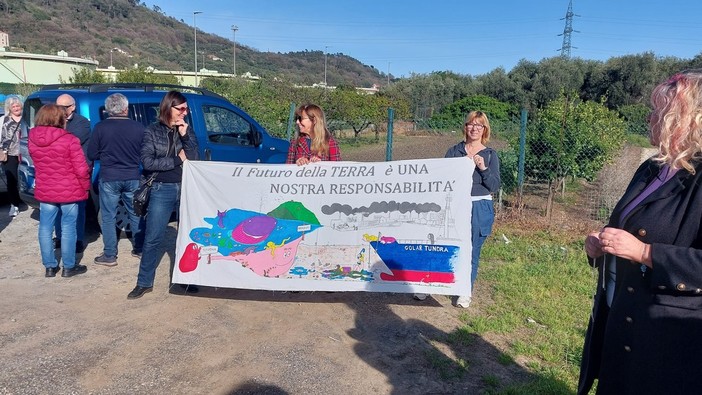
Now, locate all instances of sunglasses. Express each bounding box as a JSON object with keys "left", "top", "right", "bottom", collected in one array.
[
  {"left": 173, "top": 105, "right": 189, "bottom": 113},
  {"left": 295, "top": 115, "right": 311, "bottom": 122}
]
